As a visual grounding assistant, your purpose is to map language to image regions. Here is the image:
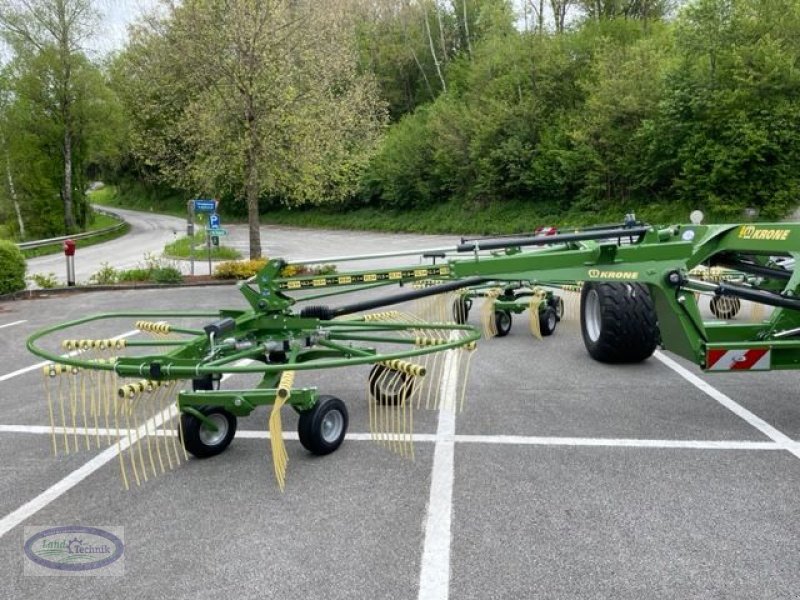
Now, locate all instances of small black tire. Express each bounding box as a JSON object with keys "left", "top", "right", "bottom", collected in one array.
[
  {"left": 298, "top": 395, "right": 348, "bottom": 456},
  {"left": 539, "top": 306, "right": 557, "bottom": 336},
  {"left": 180, "top": 406, "right": 237, "bottom": 459},
  {"left": 495, "top": 309, "right": 513, "bottom": 337},
  {"left": 709, "top": 296, "right": 741, "bottom": 320},
  {"left": 453, "top": 296, "right": 471, "bottom": 324},
  {"left": 580, "top": 282, "right": 659, "bottom": 363},
  {"left": 549, "top": 295, "right": 565, "bottom": 321},
  {"left": 369, "top": 364, "right": 414, "bottom": 405}
]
